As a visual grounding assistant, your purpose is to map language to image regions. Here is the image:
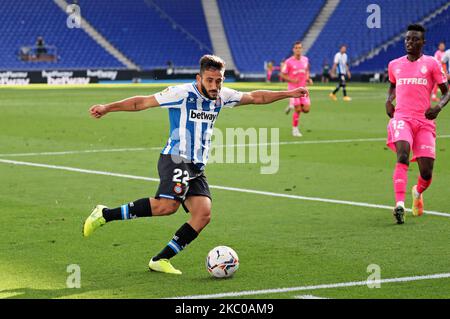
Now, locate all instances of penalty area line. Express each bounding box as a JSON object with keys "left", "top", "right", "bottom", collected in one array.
[
  {"left": 0, "top": 158, "right": 449, "bottom": 219},
  {"left": 167, "top": 272, "right": 450, "bottom": 299}
]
